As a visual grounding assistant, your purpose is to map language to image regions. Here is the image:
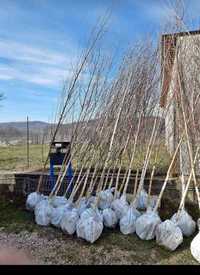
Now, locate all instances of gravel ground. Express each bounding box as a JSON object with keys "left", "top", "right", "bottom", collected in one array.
[
  {"left": 0, "top": 226, "right": 198, "bottom": 265},
  {"left": 0, "top": 228, "right": 142, "bottom": 265}
]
